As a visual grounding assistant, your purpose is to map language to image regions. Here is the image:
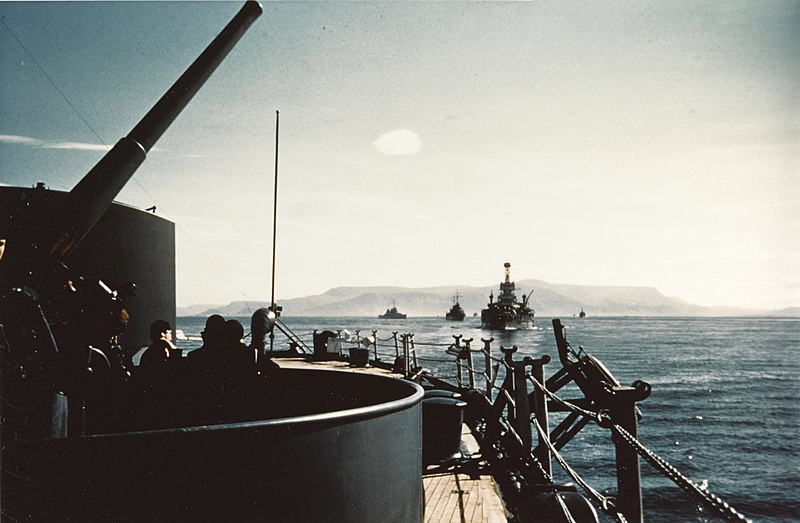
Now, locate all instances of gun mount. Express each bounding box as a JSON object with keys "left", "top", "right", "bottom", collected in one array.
[{"left": 0, "top": 1, "right": 262, "bottom": 442}]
